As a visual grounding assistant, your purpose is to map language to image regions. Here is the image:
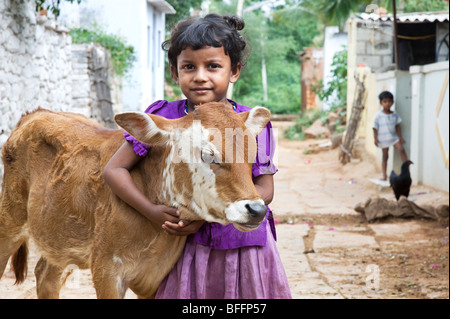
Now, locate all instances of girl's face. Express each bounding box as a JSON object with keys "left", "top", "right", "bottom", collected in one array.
[{"left": 171, "top": 46, "right": 241, "bottom": 109}]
